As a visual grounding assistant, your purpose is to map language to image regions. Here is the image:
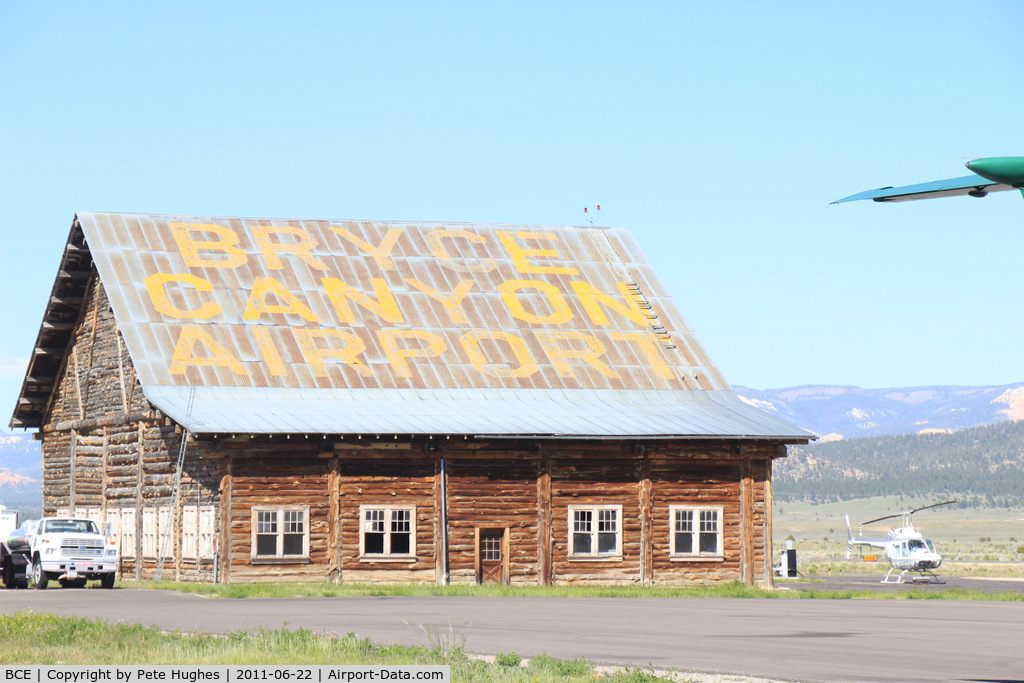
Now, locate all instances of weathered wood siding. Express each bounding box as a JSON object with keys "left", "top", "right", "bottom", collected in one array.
[
  {"left": 550, "top": 444, "right": 644, "bottom": 585},
  {"left": 445, "top": 452, "right": 540, "bottom": 585},
  {"left": 43, "top": 279, "right": 150, "bottom": 430},
  {"left": 221, "top": 447, "right": 330, "bottom": 583},
  {"left": 650, "top": 455, "right": 741, "bottom": 583},
  {"left": 336, "top": 453, "right": 437, "bottom": 583}
]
